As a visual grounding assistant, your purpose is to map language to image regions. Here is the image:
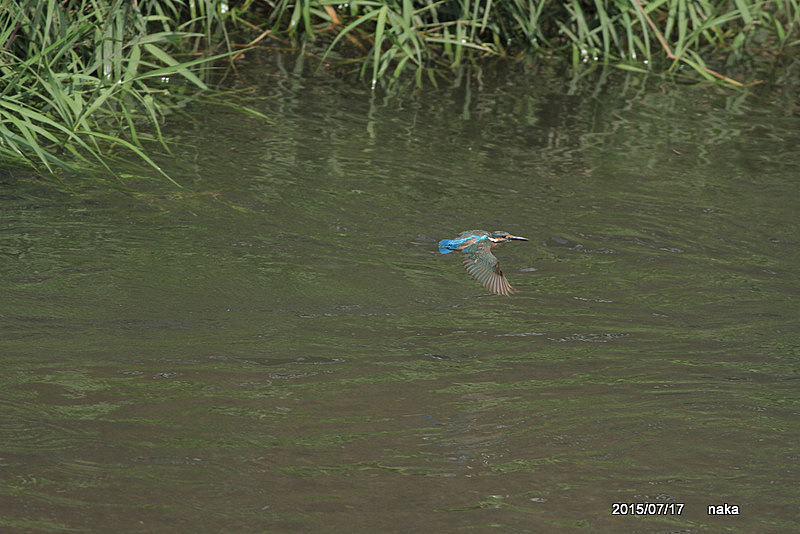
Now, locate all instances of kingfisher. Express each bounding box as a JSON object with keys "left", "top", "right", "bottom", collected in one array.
[{"left": 438, "top": 230, "right": 528, "bottom": 296}]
